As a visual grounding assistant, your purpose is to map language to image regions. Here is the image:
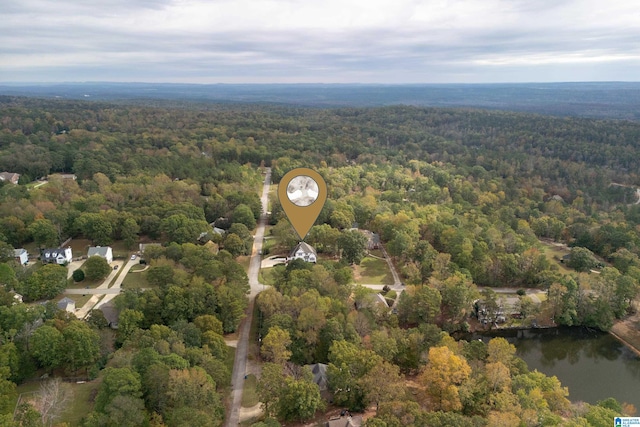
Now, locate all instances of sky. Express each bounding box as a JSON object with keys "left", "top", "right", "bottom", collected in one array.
[{"left": 1, "top": 0, "right": 640, "bottom": 84}]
